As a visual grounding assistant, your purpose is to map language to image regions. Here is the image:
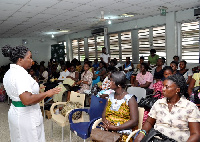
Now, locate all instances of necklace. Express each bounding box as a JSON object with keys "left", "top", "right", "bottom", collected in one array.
[
  {"left": 167, "top": 98, "right": 175, "bottom": 106},
  {"left": 115, "top": 90, "right": 126, "bottom": 104}
]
